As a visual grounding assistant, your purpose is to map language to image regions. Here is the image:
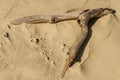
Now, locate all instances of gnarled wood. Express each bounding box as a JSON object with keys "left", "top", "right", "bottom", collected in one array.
[
  {"left": 10, "top": 8, "right": 115, "bottom": 78},
  {"left": 61, "top": 8, "right": 115, "bottom": 78}
]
